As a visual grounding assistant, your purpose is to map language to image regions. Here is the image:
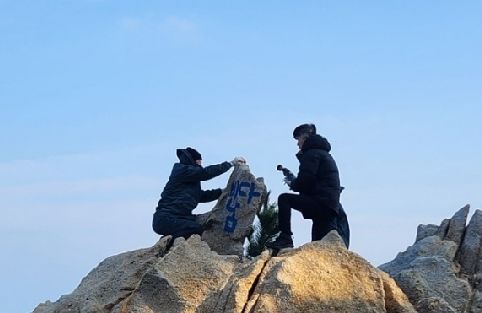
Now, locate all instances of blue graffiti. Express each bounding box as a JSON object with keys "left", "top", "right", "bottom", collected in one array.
[
  {"left": 225, "top": 197, "right": 240, "bottom": 213},
  {"left": 248, "top": 182, "right": 261, "bottom": 204},
  {"left": 223, "top": 180, "right": 262, "bottom": 233}
]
